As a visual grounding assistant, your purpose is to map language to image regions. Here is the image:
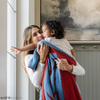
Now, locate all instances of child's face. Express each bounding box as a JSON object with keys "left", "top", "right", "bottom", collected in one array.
[{"left": 42, "top": 25, "right": 54, "bottom": 39}]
